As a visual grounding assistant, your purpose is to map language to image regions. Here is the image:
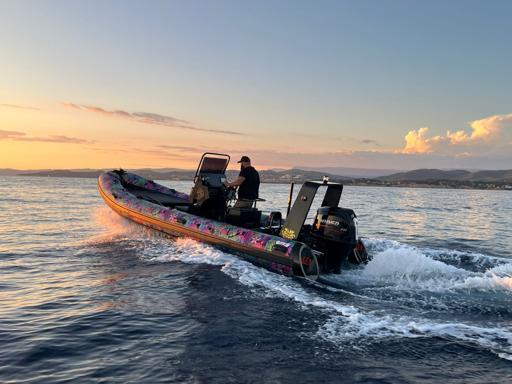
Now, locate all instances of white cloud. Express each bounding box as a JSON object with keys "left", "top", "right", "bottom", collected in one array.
[{"left": 403, "top": 113, "right": 512, "bottom": 154}]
